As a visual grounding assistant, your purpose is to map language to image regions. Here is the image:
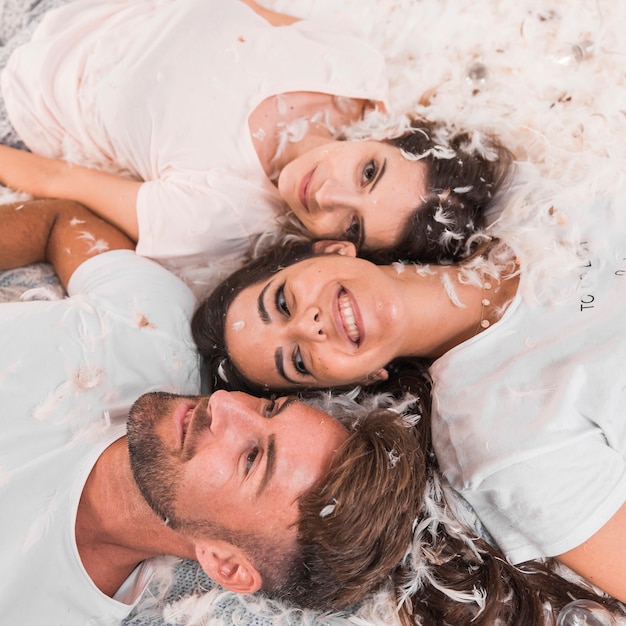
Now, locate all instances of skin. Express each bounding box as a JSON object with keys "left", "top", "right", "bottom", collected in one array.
[
  {"left": 0, "top": 2, "right": 406, "bottom": 254},
  {"left": 127, "top": 390, "right": 348, "bottom": 545},
  {"left": 0, "top": 198, "right": 134, "bottom": 289},
  {"left": 277, "top": 139, "right": 428, "bottom": 249},
  {"left": 80, "top": 389, "right": 348, "bottom": 598},
  {"left": 4, "top": 200, "right": 626, "bottom": 605},
  {"left": 225, "top": 241, "right": 496, "bottom": 390},
  {"left": 224, "top": 241, "right": 626, "bottom": 605},
  {"left": 0, "top": 198, "right": 349, "bottom": 598}
]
